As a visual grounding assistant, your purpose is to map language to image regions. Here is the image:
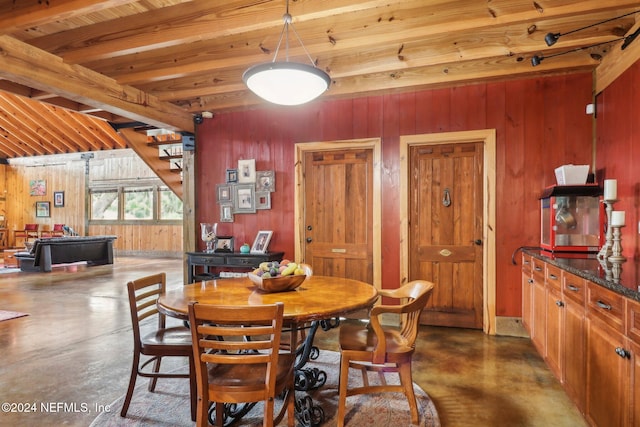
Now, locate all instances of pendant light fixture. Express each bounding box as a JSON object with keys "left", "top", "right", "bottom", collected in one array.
[{"left": 243, "top": 0, "right": 330, "bottom": 106}]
